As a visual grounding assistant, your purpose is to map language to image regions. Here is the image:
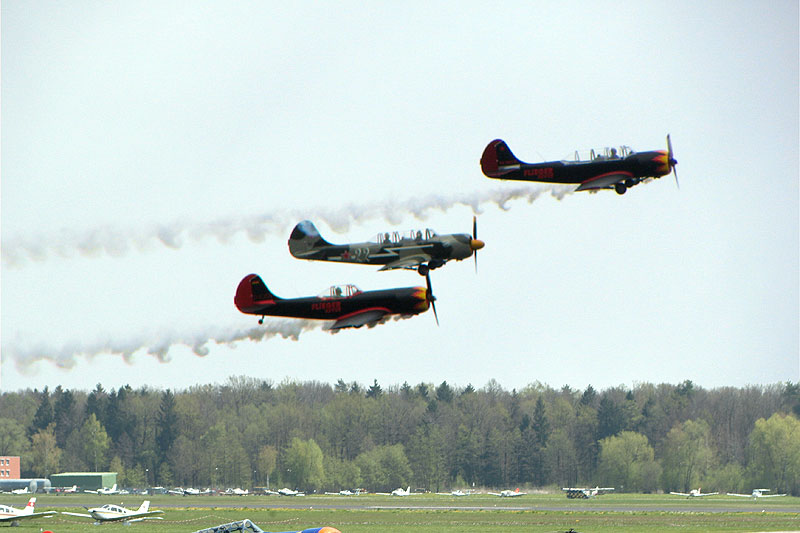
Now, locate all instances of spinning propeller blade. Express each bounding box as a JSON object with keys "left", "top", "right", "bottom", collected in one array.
[
  {"left": 469, "top": 215, "right": 484, "bottom": 273},
  {"left": 667, "top": 134, "right": 678, "bottom": 188},
  {"left": 425, "top": 272, "right": 438, "bottom": 326},
  {"left": 473, "top": 216, "right": 478, "bottom": 273}
]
